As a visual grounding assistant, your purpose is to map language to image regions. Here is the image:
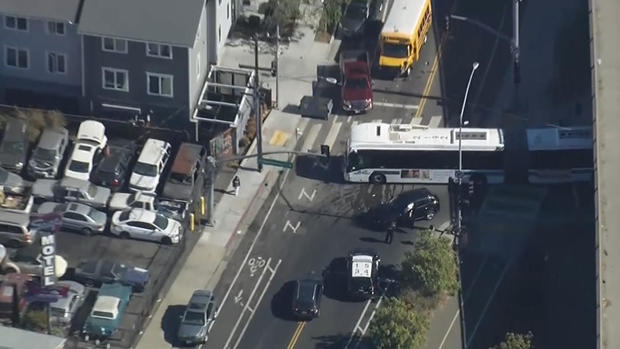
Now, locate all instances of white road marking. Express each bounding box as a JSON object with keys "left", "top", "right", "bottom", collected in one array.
[
  {"left": 351, "top": 120, "right": 359, "bottom": 127},
  {"left": 224, "top": 257, "right": 273, "bottom": 349},
  {"left": 232, "top": 259, "right": 282, "bottom": 349},
  {"left": 429, "top": 115, "right": 443, "bottom": 128},
  {"left": 303, "top": 124, "right": 322, "bottom": 152},
  {"left": 324, "top": 120, "right": 344, "bottom": 149},
  {"left": 372, "top": 119, "right": 382, "bottom": 123},
  {"left": 283, "top": 220, "right": 301, "bottom": 234},
  {"left": 347, "top": 115, "right": 353, "bottom": 123},
  {"left": 390, "top": 118, "right": 402, "bottom": 124},
  {"left": 374, "top": 101, "right": 419, "bottom": 110},
  {"left": 298, "top": 187, "right": 317, "bottom": 201},
  {"left": 438, "top": 310, "right": 460, "bottom": 349},
  {"left": 234, "top": 289, "right": 244, "bottom": 304},
  {"left": 345, "top": 284, "right": 391, "bottom": 349}
]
